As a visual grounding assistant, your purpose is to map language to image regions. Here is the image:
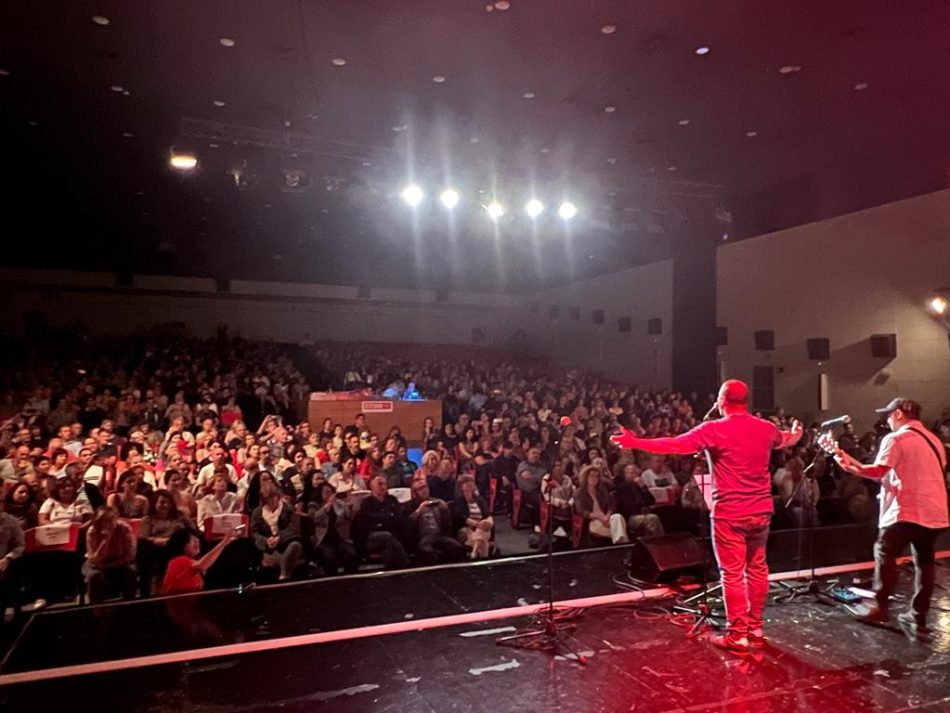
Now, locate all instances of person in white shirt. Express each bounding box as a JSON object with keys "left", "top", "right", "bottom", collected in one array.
[
  {"left": 640, "top": 455, "right": 675, "bottom": 489},
  {"left": 197, "top": 473, "right": 242, "bottom": 523},
  {"left": 834, "top": 398, "right": 949, "bottom": 634},
  {"left": 329, "top": 456, "right": 367, "bottom": 494},
  {"left": 193, "top": 443, "right": 239, "bottom": 495}
]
